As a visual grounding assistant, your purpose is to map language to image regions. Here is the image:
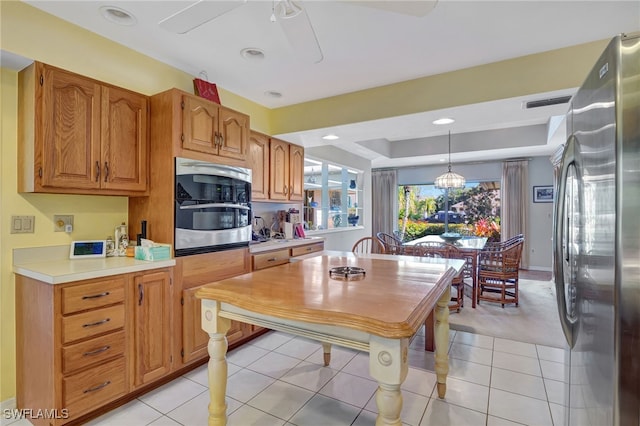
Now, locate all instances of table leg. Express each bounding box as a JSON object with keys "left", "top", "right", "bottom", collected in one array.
[
  {"left": 322, "top": 342, "right": 332, "bottom": 366},
  {"left": 434, "top": 286, "right": 450, "bottom": 398},
  {"left": 201, "top": 300, "right": 231, "bottom": 426},
  {"left": 369, "top": 336, "right": 409, "bottom": 426}
]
